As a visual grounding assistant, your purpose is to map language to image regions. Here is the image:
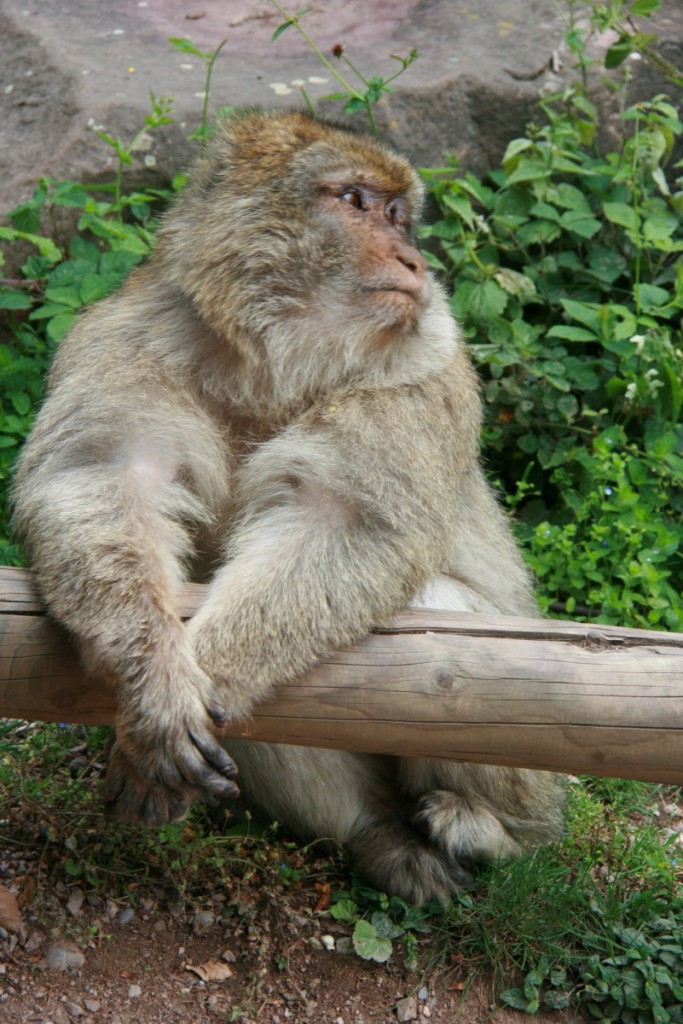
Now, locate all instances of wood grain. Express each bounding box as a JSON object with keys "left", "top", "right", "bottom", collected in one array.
[{"left": 2, "top": 566, "right": 683, "bottom": 783}]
